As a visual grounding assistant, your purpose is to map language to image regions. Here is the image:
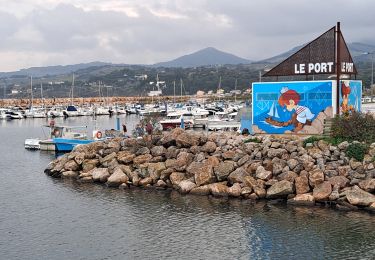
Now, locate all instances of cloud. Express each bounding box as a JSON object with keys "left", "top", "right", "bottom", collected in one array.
[{"left": 0, "top": 0, "right": 374, "bottom": 71}]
